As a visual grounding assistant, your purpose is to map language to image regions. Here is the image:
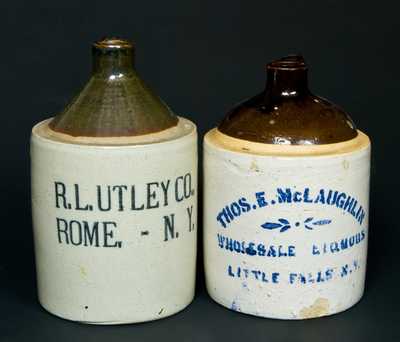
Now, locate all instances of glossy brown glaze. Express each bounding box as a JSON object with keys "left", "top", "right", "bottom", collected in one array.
[
  {"left": 50, "top": 37, "right": 178, "bottom": 137},
  {"left": 218, "top": 55, "right": 357, "bottom": 145}
]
